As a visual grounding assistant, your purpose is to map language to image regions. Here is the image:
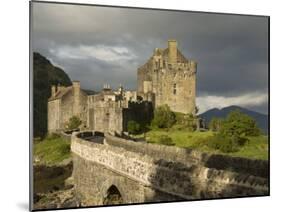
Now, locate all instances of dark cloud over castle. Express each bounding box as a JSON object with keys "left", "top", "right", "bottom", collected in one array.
[{"left": 32, "top": 2, "right": 268, "bottom": 114}]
